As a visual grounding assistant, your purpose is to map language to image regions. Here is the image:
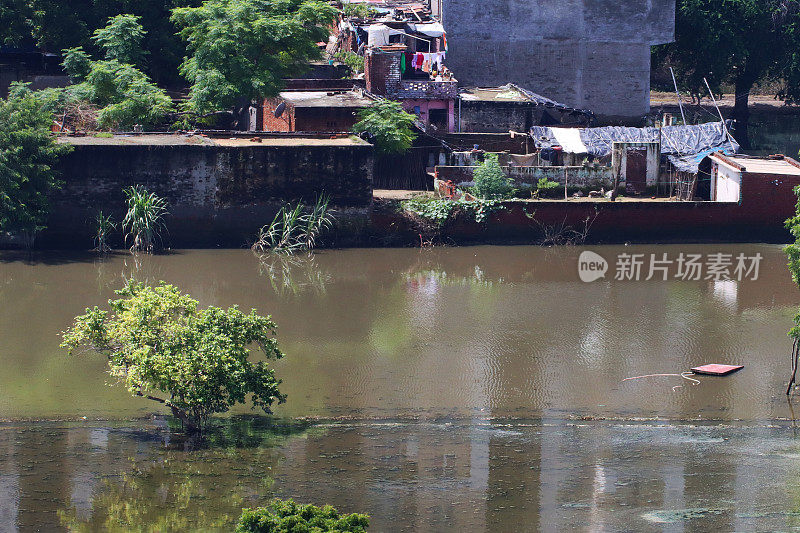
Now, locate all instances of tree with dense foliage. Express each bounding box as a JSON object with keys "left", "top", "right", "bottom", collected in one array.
[
  {"left": 92, "top": 14, "right": 147, "bottom": 67},
  {"left": 657, "top": 0, "right": 800, "bottom": 147},
  {"left": 171, "top": 0, "right": 338, "bottom": 114},
  {"left": 352, "top": 100, "right": 418, "bottom": 155},
  {"left": 42, "top": 16, "right": 173, "bottom": 131},
  {"left": 0, "top": 83, "right": 71, "bottom": 247},
  {"left": 1, "top": 1, "right": 199, "bottom": 86},
  {"left": 61, "top": 281, "right": 287, "bottom": 434},
  {"left": 784, "top": 186, "right": 800, "bottom": 392},
  {"left": 473, "top": 154, "right": 513, "bottom": 200},
  {"left": 236, "top": 500, "right": 369, "bottom": 533}
]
